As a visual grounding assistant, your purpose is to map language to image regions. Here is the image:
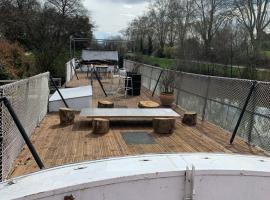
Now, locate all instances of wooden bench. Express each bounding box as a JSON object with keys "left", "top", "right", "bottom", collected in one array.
[{"left": 80, "top": 108, "right": 180, "bottom": 134}]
